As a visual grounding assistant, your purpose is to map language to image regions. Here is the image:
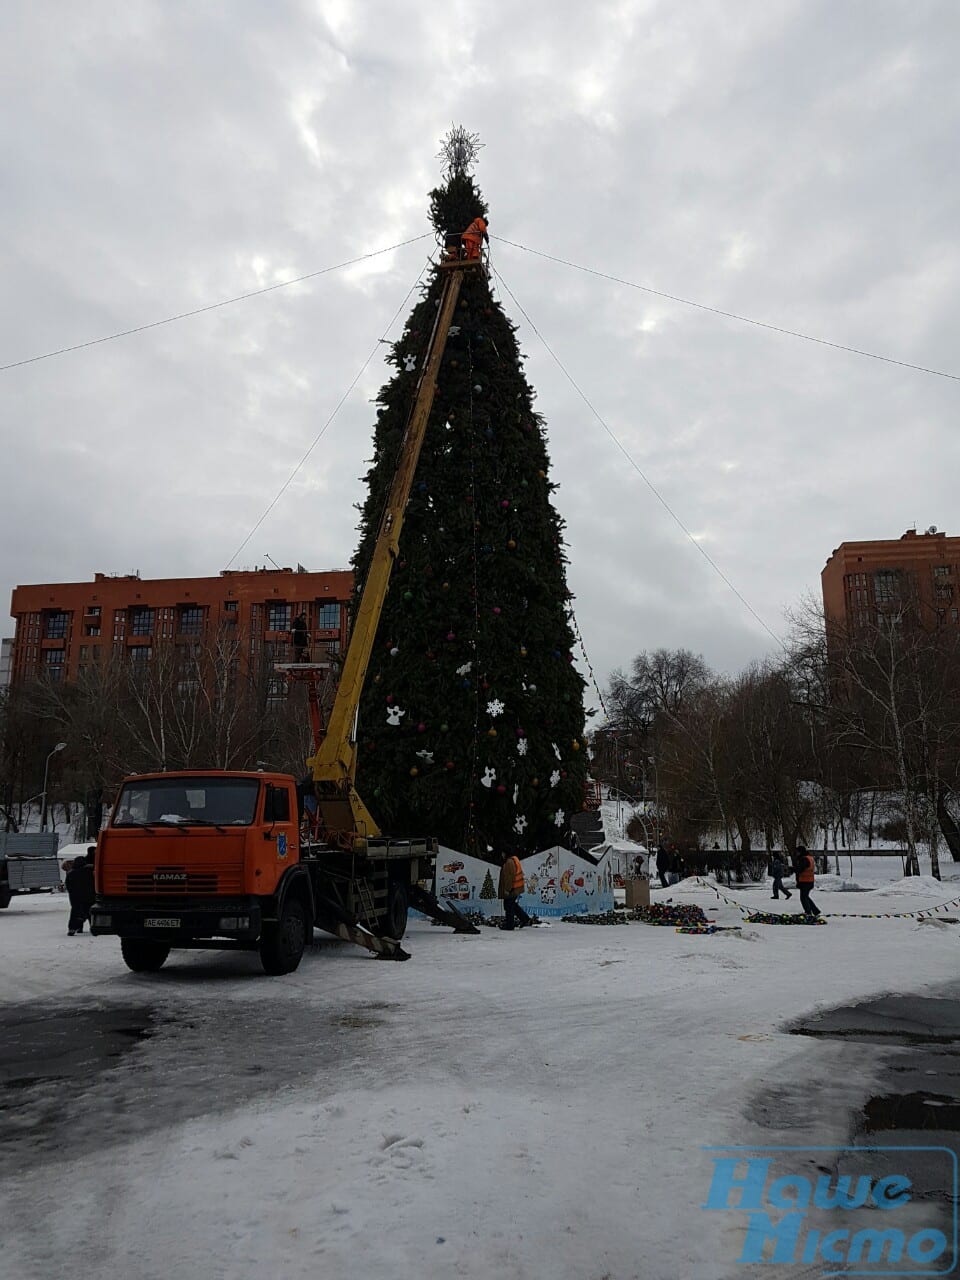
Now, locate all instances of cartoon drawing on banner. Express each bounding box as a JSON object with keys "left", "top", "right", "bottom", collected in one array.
[{"left": 431, "top": 844, "right": 614, "bottom": 918}]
